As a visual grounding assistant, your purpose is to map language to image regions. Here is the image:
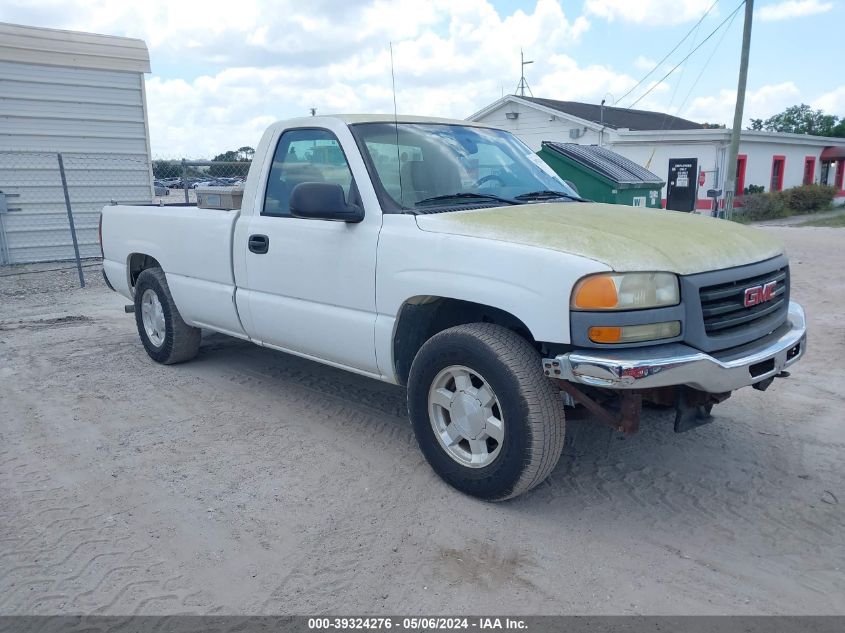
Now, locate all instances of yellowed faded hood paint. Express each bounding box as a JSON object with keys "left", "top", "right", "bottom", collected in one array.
[{"left": 415, "top": 202, "right": 785, "bottom": 275}]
